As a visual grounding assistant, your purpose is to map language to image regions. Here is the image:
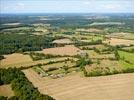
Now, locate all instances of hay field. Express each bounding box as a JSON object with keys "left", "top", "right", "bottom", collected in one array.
[
  {"left": 53, "top": 39, "right": 72, "bottom": 44},
  {"left": 1, "top": 53, "right": 32, "bottom": 67},
  {"left": 41, "top": 45, "right": 82, "bottom": 56},
  {"left": 0, "top": 53, "right": 69, "bottom": 68},
  {"left": 103, "top": 38, "right": 134, "bottom": 46},
  {"left": 23, "top": 69, "right": 134, "bottom": 100},
  {"left": 0, "top": 85, "right": 14, "bottom": 97}
]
